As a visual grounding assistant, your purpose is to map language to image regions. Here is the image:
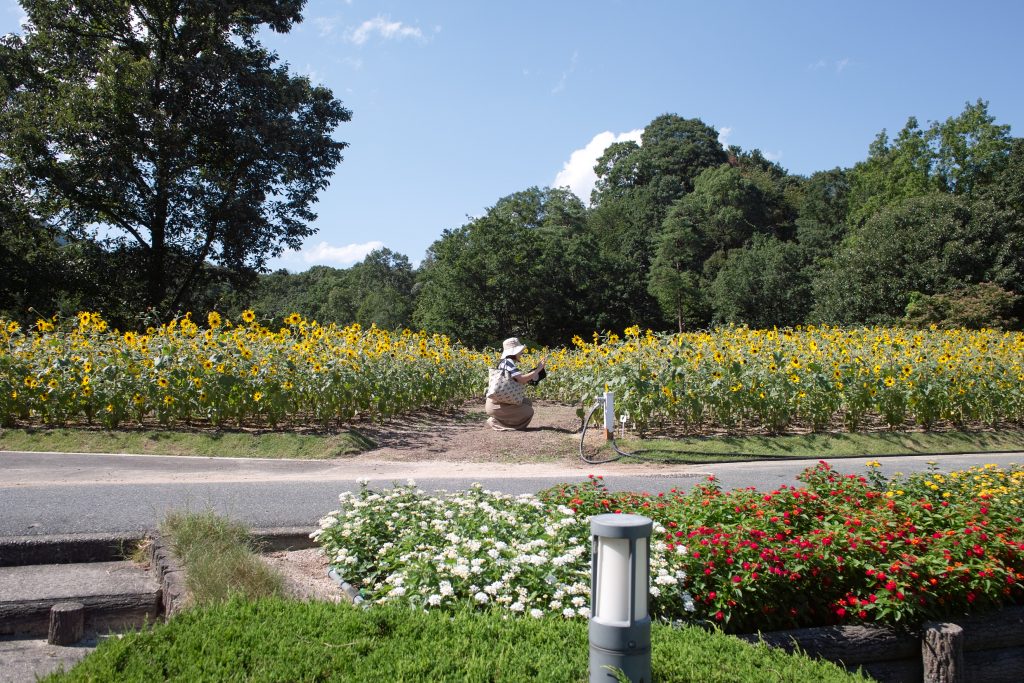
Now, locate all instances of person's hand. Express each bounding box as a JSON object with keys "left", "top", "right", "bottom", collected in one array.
[{"left": 538, "top": 356, "right": 546, "bottom": 369}]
